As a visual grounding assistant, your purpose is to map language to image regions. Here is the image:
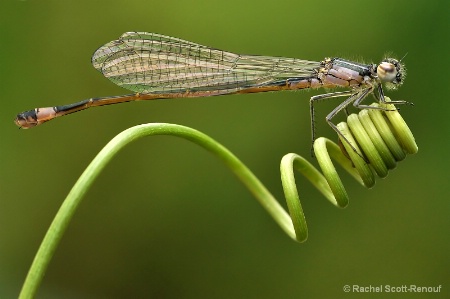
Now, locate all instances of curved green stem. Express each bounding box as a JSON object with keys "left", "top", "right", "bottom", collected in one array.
[
  {"left": 19, "top": 98, "right": 417, "bottom": 298},
  {"left": 19, "top": 123, "right": 294, "bottom": 298}
]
